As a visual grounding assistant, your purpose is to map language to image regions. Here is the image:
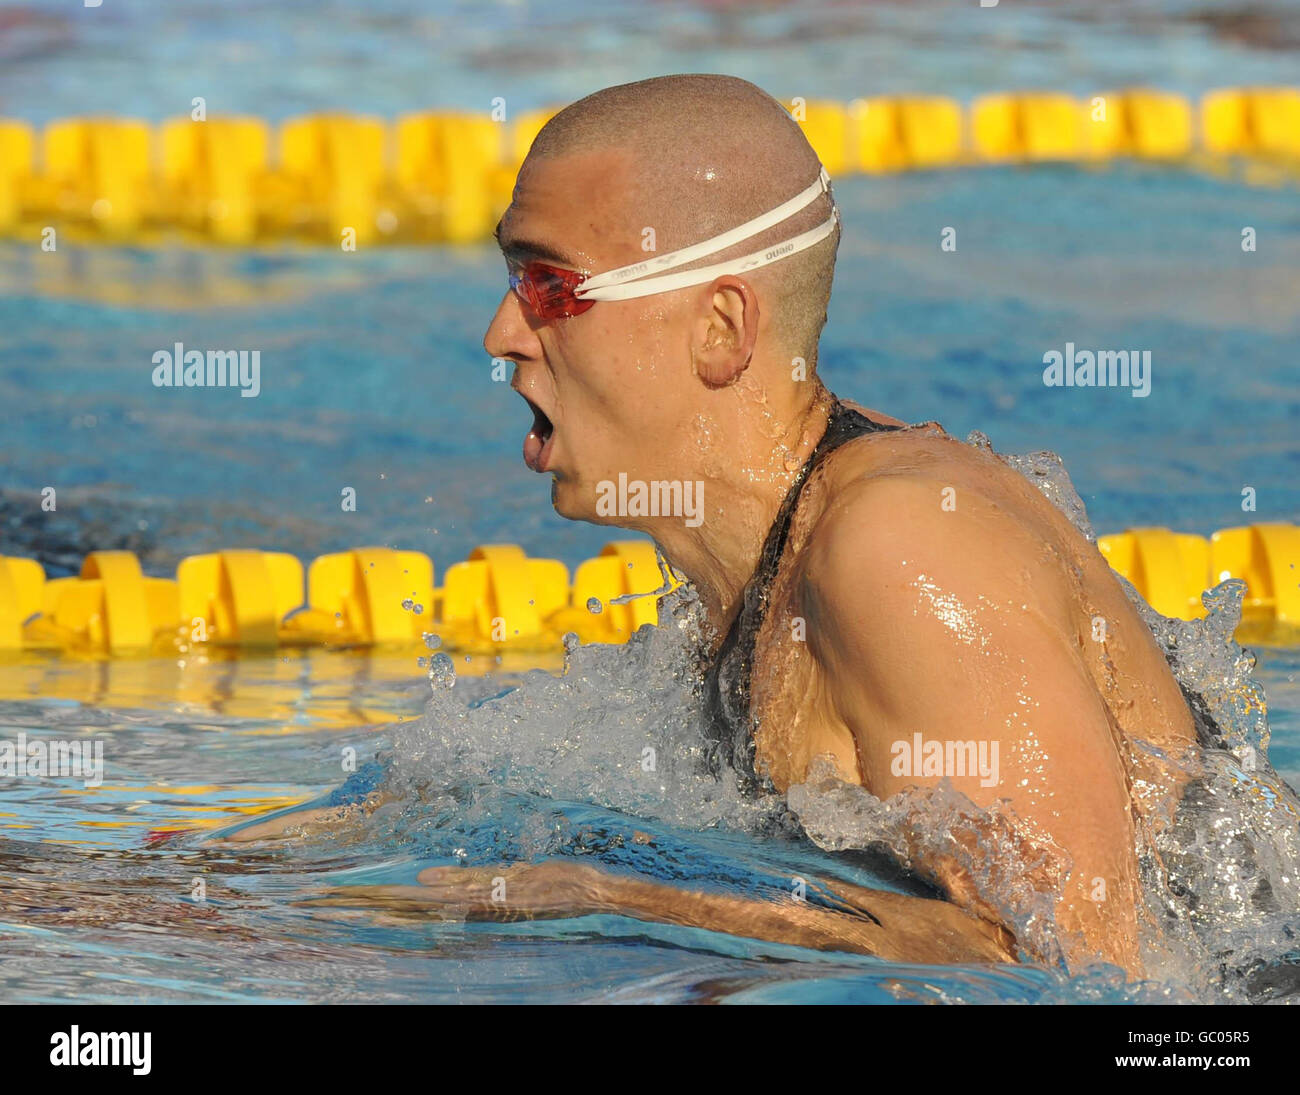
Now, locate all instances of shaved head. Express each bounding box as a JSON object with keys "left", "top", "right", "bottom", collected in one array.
[{"left": 525, "top": 74, "right": 839, "bottom": 363}]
